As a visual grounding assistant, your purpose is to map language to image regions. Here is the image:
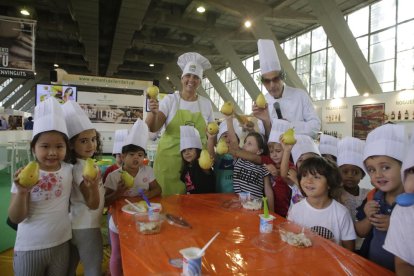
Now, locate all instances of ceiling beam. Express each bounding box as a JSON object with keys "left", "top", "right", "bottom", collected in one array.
[
  {"left": 0, "top": 79, "right": 25, "bottom": 102},
  {"left": 14, "top": 90, "right": 35, "bottom": 110}
]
